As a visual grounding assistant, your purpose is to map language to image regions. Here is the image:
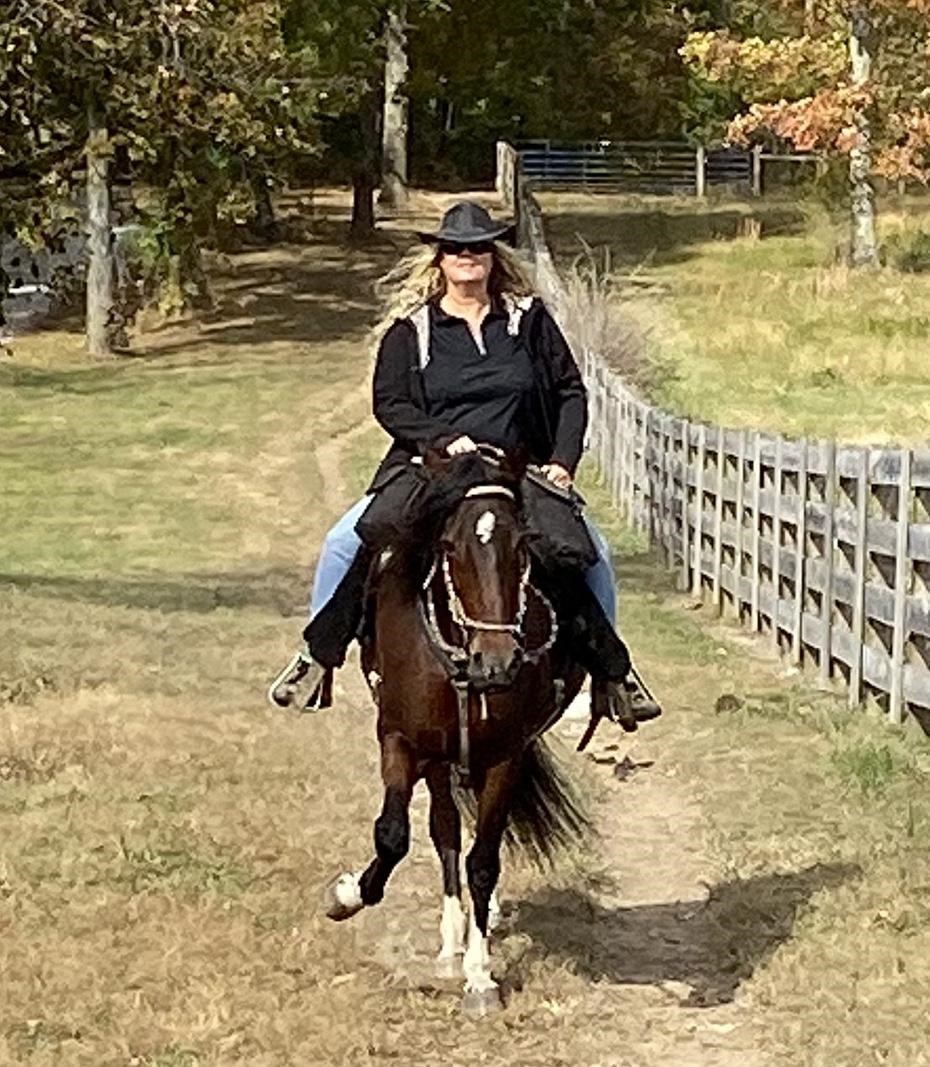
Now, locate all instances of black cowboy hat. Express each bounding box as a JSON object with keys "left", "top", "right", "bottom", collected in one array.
[{"left": 417, "top": 201, "right": 515, "bottom": 246}]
